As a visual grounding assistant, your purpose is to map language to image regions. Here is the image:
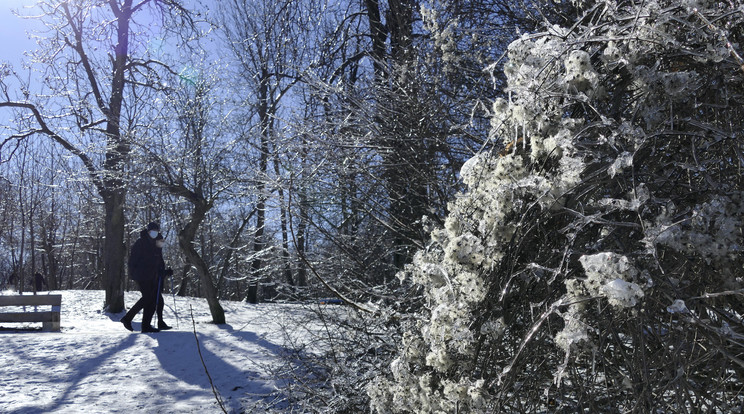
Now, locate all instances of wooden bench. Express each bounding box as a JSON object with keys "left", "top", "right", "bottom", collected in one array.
[{"left": 0, "top": 294, "right": 61, "bottom": 331}]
